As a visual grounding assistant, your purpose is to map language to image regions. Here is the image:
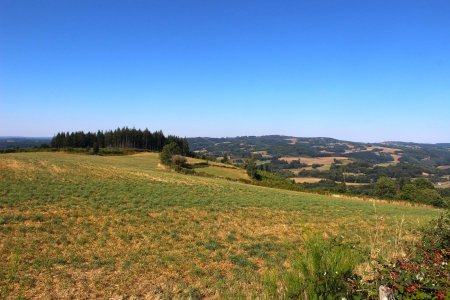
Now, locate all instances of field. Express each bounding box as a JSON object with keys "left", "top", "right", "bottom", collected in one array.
[
  {"left": 364, "top": 146, "right": 401, "bottom": 154},
  {"left": 279, "top": 156, "right": 352, "bottom": 165},
  {"left": 435, "top": 181, "right": 450, "bottom": 188},
  {"left": 194, "top": 165, "right": 249, "bottom": 181},
  {"left": 290, "top": 177, "right": 370, "bottom": 186},
  {"left": 0, "top": 152, "right": 441, "bottom": 298},
  {"left": 344, "top": 182, "right": 370, "bottom": 186},
  {"left": 290, "top": 177, "right": 323, "bottom": 183},
  {"left": 186, "top": 157, "right": 250, "bottom": 181}
]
